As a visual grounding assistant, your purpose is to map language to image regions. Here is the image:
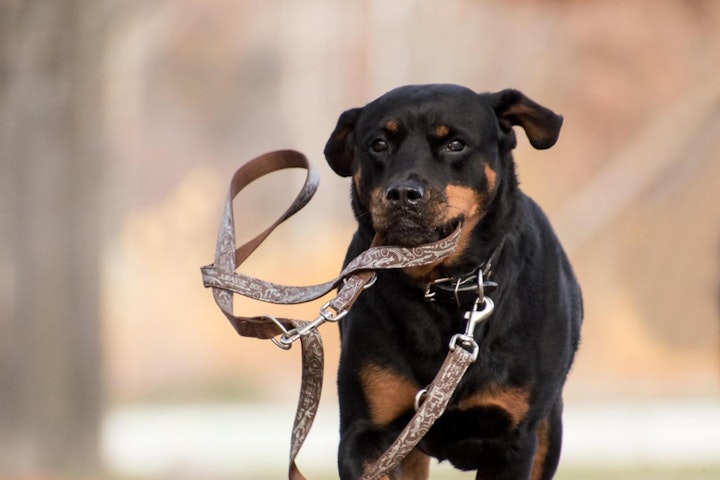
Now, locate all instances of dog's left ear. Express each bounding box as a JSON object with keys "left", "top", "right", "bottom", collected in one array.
[
  {"left": 490, "top": 89, "right": 563, "bottom": 150},
  {"left": 324, "top": 107, "right": 363, "bottom": 177}
]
